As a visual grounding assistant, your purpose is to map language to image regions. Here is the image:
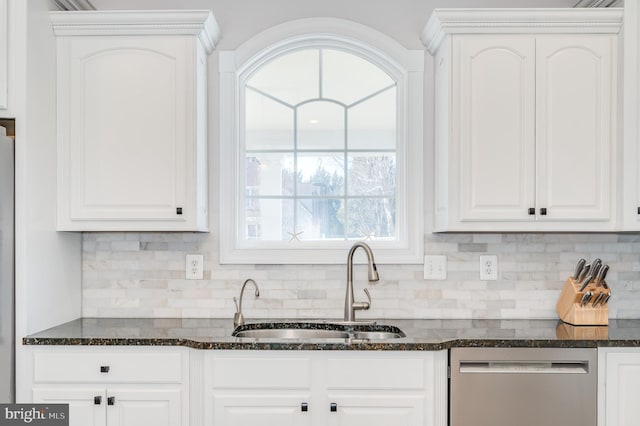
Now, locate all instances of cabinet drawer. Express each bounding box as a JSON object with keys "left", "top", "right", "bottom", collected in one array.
[
  {"left": 327, "top": 357, "right": 425, "bottom": 390},
  {"left": 33, "top": 350, "right": 183, "bottom": 384},
  {"left": 211, "top": 356, "right": 311, "bottom": 389}
]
